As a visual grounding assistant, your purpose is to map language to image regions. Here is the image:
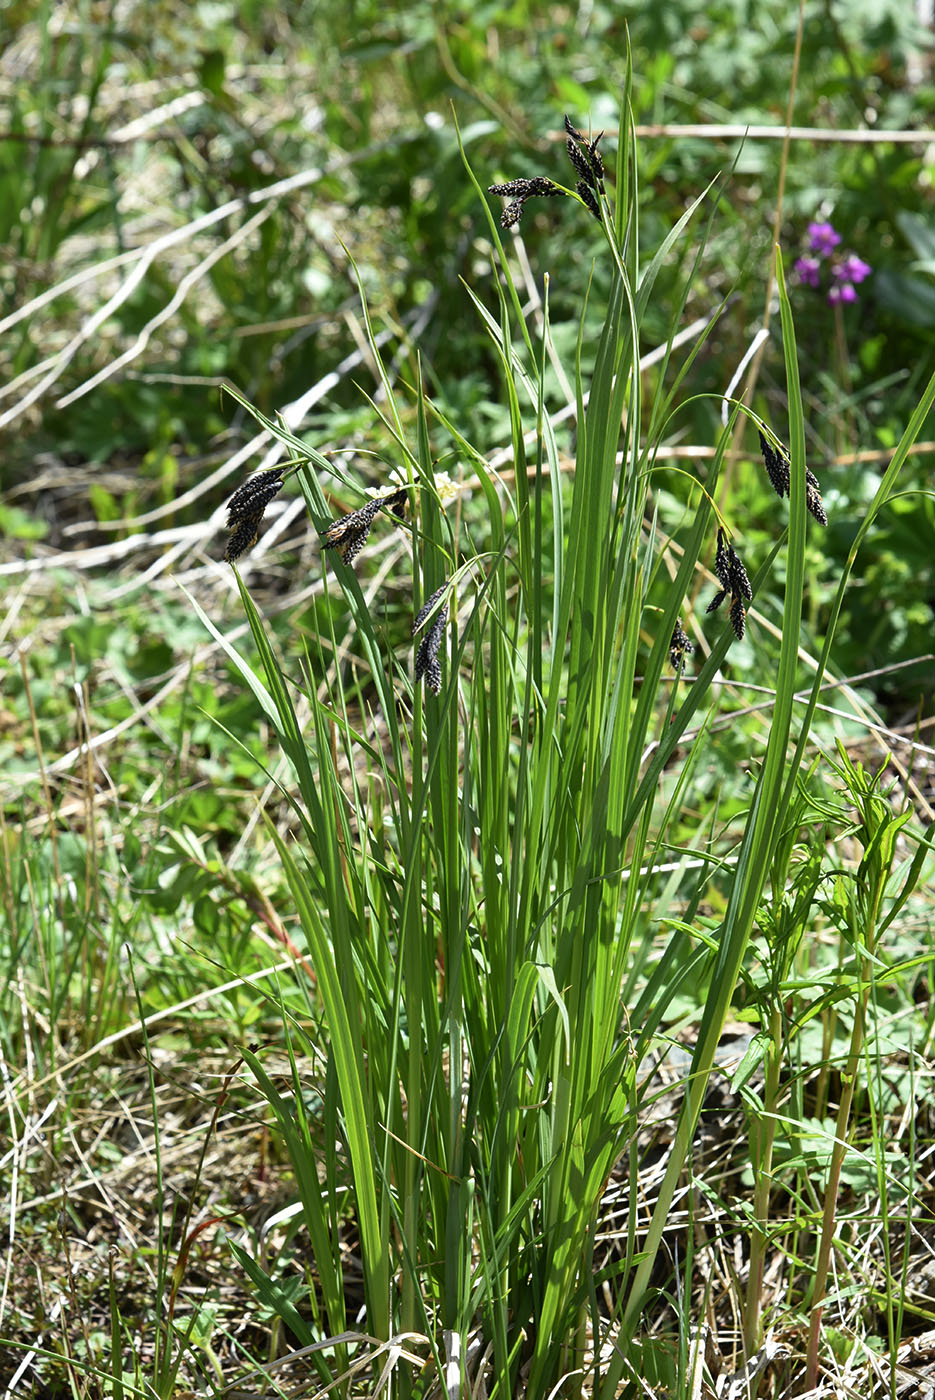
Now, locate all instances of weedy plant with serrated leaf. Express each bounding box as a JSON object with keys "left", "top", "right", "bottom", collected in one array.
[{"left": 190, "top": 92, "right": 935, "bottom": 1400}]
